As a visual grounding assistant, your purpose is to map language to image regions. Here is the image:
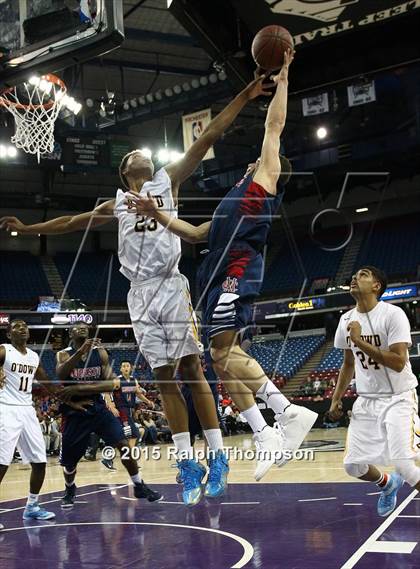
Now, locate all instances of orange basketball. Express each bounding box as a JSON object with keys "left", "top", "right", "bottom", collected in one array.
[{"left": 251, "top": 25, "right": 294, "bottom": 70}]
